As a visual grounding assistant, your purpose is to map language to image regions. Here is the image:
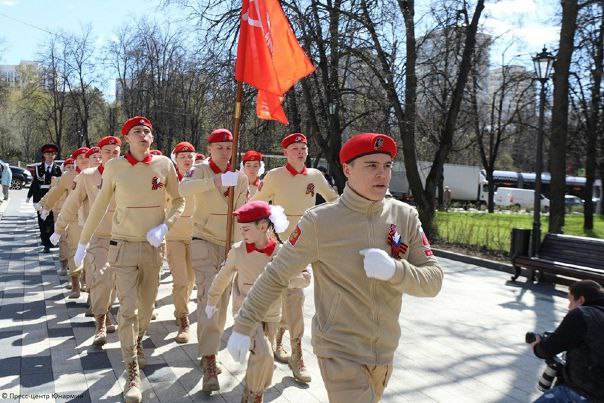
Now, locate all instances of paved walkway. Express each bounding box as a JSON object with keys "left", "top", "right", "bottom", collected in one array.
[{"left": 0, "top": 189, "right": 571, "bottom": 402}]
